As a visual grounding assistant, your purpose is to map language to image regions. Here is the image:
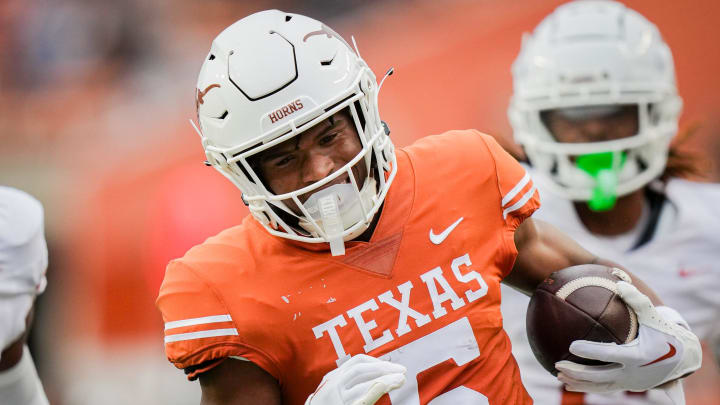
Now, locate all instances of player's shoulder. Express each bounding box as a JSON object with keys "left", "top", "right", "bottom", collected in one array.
[
  {"left": 182, "top": 224, "right": 248, "bottom": 263},
  {"left": 660, "top": 178, "right": 720, "bottom": 245},
  {"left": 665, "top": 178, "right": 720, "bottom": 218},
  {"left": 404, "top": 129, "right": 497, "bottom": 156},
  {"left": 401, "top": 129, "right": 508, "bottom": 178},
  {"left": 666, "top": 178, "right": 720, "bottom": 198},
  {"left": 0, "top": 186, "right": 44, "bottom": 246},
  {"left": 156, "top": 218, "right": 288, "bottom": 379},
  {"left": 163, "top": 222, "right": 257, "bottom": 288}
]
